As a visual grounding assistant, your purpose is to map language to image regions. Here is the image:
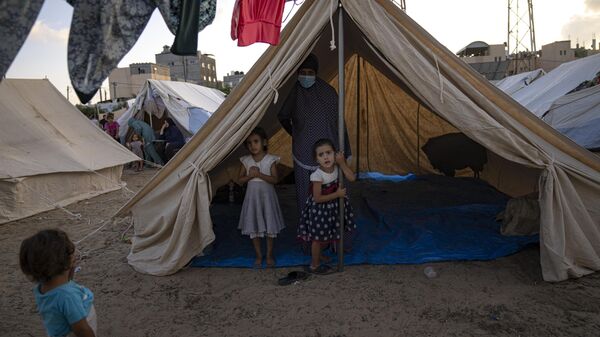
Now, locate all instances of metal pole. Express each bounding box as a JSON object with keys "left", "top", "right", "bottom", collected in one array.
[
  {"left": 337, "top": 2, "right": 345, "bottom": 272},
  {"left": 355, "top": 55, "right": 360, "bottom": 175}
]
